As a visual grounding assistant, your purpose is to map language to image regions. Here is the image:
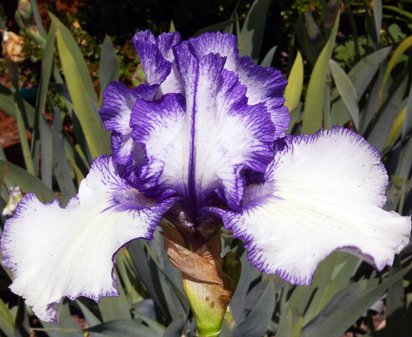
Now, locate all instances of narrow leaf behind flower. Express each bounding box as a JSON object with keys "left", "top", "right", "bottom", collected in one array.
[
  {"left": 287, "top": 103, "right": 302, "bottom": 133},
  {"left": 368, "top": 79, "right": 407, "bottom": 152},
  {"left": 303, "top": 253, "right": 360, "bottom": 325},
  {"left": 7, "top": 62, "right": 35, "bottom": 176},
  {"left": 238, "top": 0, "right": 271, "bottom": 60},
  {"left": 349, "top": 47, "right": 391, "bottom": 96},
  {"left": 329, "top": 59, "right": 359, "bottom": 129},
  {"left": 229, "top": 253, "right": 260, "bottom": 322},
  {"left": 361, "top": 68, "right": 384, "bottom": 133},
  {"left": 284, "top": 51, "right": 304, "bottom": 113},
  {"left": 232, "top": 280, "right": 276, "bottom": 337},
  {"left": 331, "top": 47, "right": 391, "bottom": 130},
  {"left": 41, "top": 304, "right": 83, "bottom": 337},
  {"left": 194, "top": 18, "right": 237, "bottom": 37},
  {"left": 128, "top": 241, "right": 172, "bottom": 322},
  {"left": 303, "top": 14, "right": 340, "bottom": 134},
  {"left": 87, "top": 320, "right": 163, "bottom": 337},
  {"left": 285, "top": 281, "right": 316, "bottom": 318},
  {"left": 99, "top": 35, "right": 120, "bottom": 98},
  {"left": 371, "top": 0, "right": 382, "bottom": 44},
  {"left": 384, "top": 105, "right": 406, "bottom": 151},
  {"left": 37, "top": 22, "right": 57, "bottom": 188},
  {"left": 51, "top": 109, "right": 76, "bottom": 203},
  {"left": 386, "top": 260, "right": 405, "bottom": 334},
  {"left": 30, "top": 0, "right": 46, "bottom": 36},
  {"left": 395, "top": 136, "right": 412, "bottom": 179},
  {"left": 148, "top": 232, "right": 187, "bottom": 319},
  {"left": 0, "top": 298, "right": 14, "bottom": 337},
  {"left": 98, "top": 271, "right": 131, "bottom": 321},
  {"left": 276, "top": 309, "right": 293, "bottom": 337},
  {"left": 52, "top": 14, "right": 110, "bottom": 158},
  {"left": 169, "top": 20, "right": 176, "bottom": 32},
  {"left": 402, "top": 83, "right": 412, "bottom": 139},
  {"left": 163, "top": 318, "right": 184, "bottom": 337},
  {"left": 329, "top": 96, "right": 350, "bottom": 127},
  {"left": 301, "top": 265, "right": 412, "bottom": 337},
  {"left": 260, "top": 45, "right": 277, "bottom": 67},
  {"left": 50, "top": 14, "right": 95, "bottom": 97},
  {"left": 276, "top": 308, "right": 303, "bottom": 337},
  {"left": 76, "top": 300, "right": 101, "bottom": 327},
  {"left": 0, "top": 160, "right": 54, "bottom": 202},
  {"left": 380, "top": 35, "right": 412, "bottom": 98},
  {"left": 14, "top": 99, "right": 35, "bottom": 176}
]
